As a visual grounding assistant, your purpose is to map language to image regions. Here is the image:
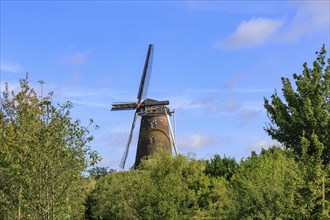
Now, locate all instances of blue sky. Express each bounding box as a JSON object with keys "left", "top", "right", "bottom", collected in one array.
[{"left": 1, "top": 1, "right": 329, "bottom": 169}]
